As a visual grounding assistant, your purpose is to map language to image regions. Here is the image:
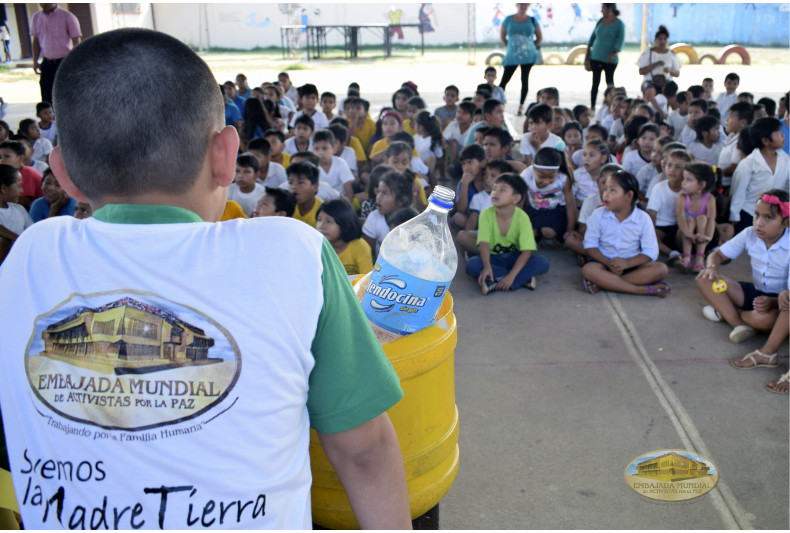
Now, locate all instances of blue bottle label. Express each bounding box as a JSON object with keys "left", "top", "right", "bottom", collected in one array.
[{"left": 361, "top": 258, "right": 449, "bottom": 335}]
